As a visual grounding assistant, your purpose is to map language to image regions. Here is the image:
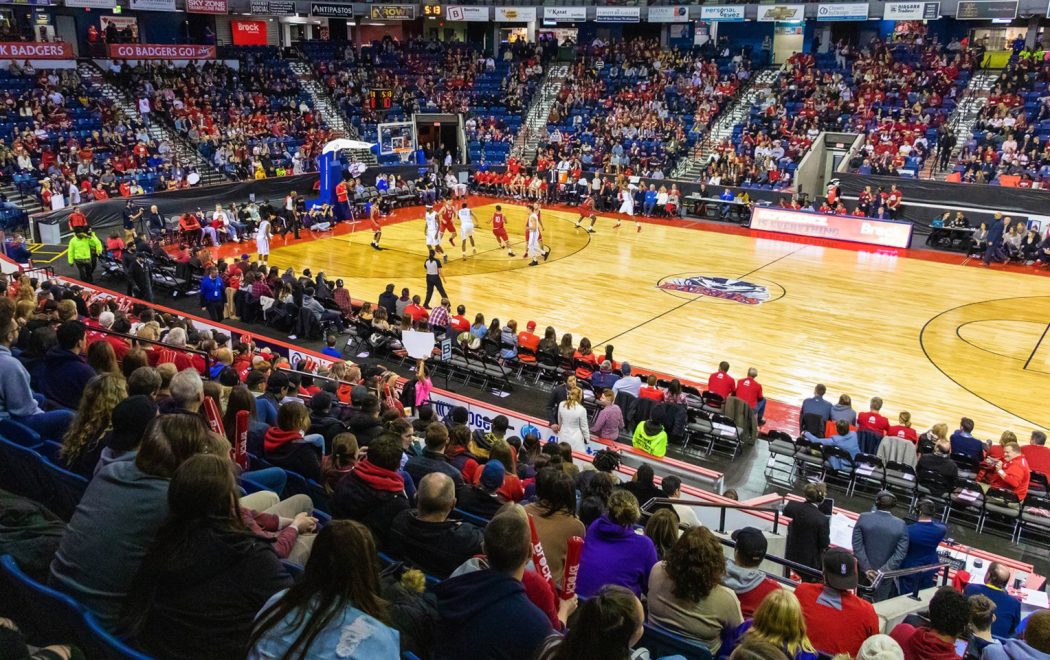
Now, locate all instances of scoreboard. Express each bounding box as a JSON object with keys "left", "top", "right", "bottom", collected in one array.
[{"left": 369, "top": 88, "right": 393, "bottom": 111}]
